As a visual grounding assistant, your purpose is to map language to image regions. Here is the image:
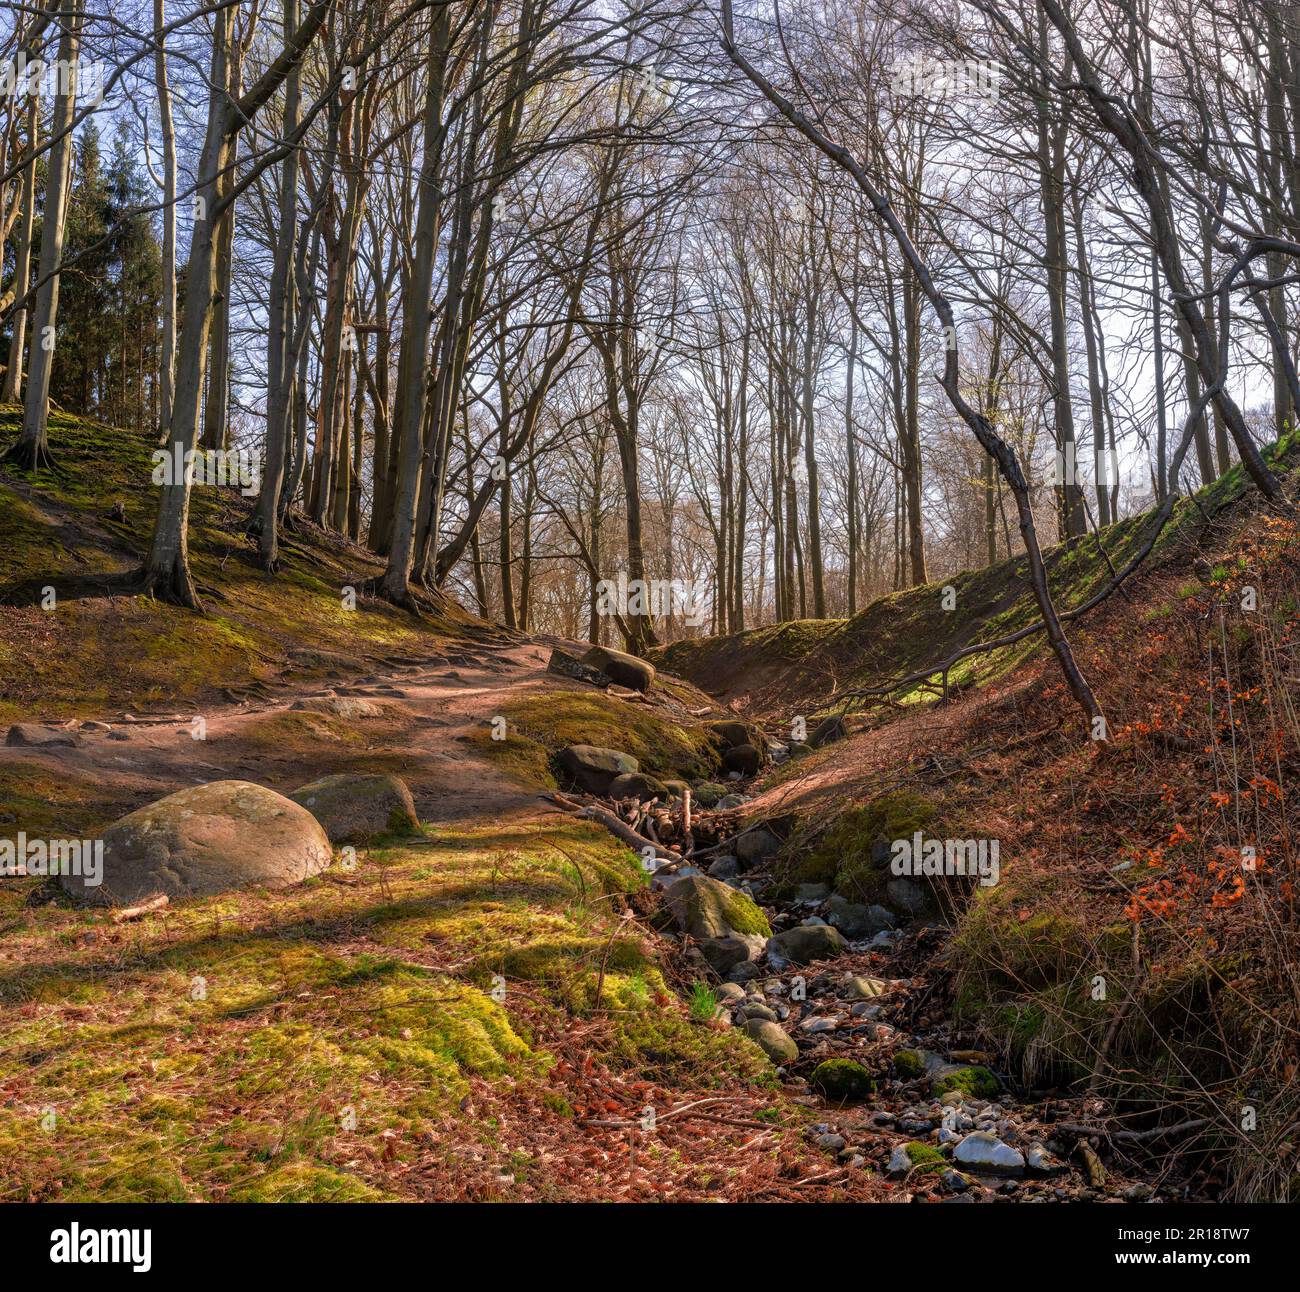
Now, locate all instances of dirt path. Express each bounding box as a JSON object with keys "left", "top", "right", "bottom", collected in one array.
[{"left": 2, "top": 635, "right": 573, "bottom": 829}]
